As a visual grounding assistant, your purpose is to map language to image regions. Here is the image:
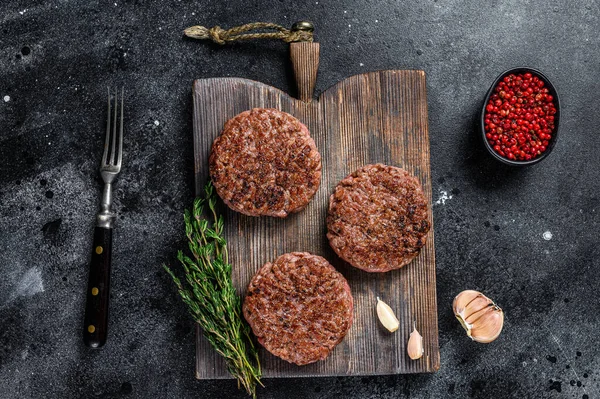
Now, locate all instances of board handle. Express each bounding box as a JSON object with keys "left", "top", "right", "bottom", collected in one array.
[{"left": 290, "top": 22, "right": 319, "bottom": 103}]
